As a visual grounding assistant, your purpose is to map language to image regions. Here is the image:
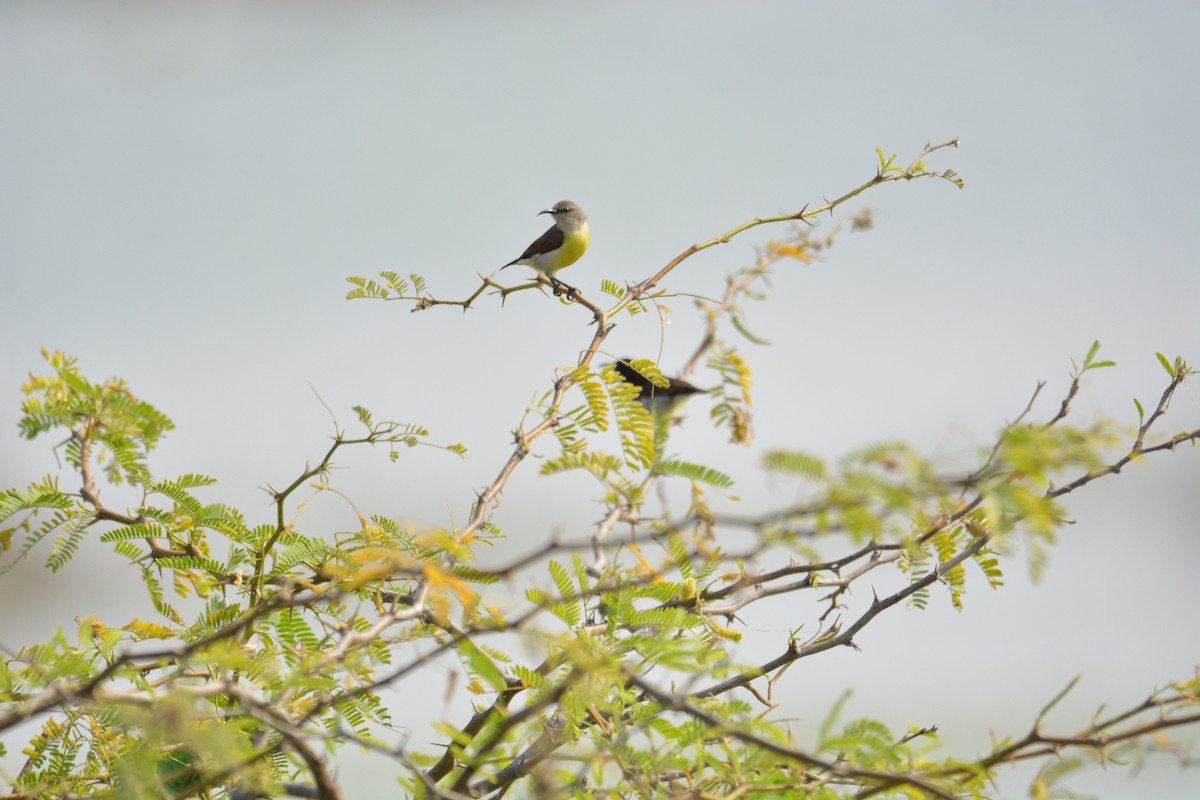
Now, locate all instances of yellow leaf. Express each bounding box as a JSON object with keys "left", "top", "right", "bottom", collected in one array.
[
  {"left": 429, "top": 592, "right": 452, "bottom": 626},
  {"left": 423, "top": 563, "right": 476, "bottom": 605},
  {"left": 123, "top": 619, "right": 179, "bottom": 640},
  {"left": 626, "top": 544, "right": 662, "bottom": 582},
  {"left": 768, "top": 241, "right": 814, "bottom": 262}
]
